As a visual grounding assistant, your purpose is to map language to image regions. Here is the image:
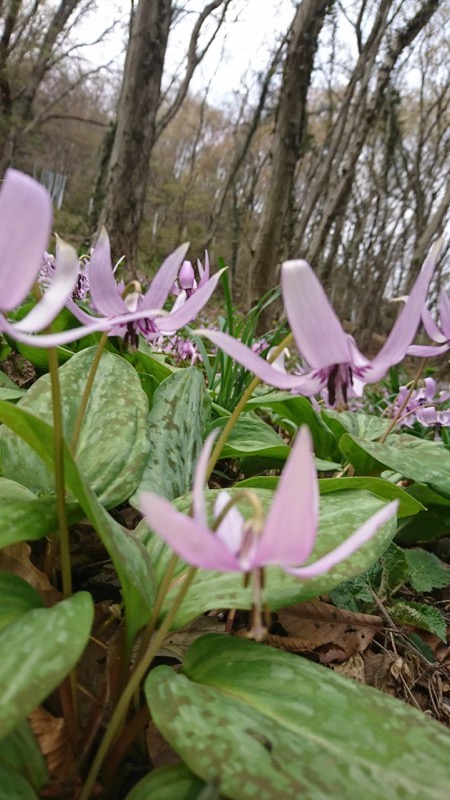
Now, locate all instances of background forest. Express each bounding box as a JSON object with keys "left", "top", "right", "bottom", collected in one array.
[{"left": 2, "top": 0, "right": 450, "bottom": 335}]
